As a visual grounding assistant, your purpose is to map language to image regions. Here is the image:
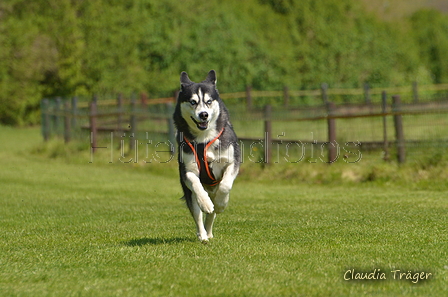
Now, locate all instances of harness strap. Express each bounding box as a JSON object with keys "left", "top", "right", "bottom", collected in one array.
[{"left": 183, "top": 128, "right": 224, "bottom": 186}]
